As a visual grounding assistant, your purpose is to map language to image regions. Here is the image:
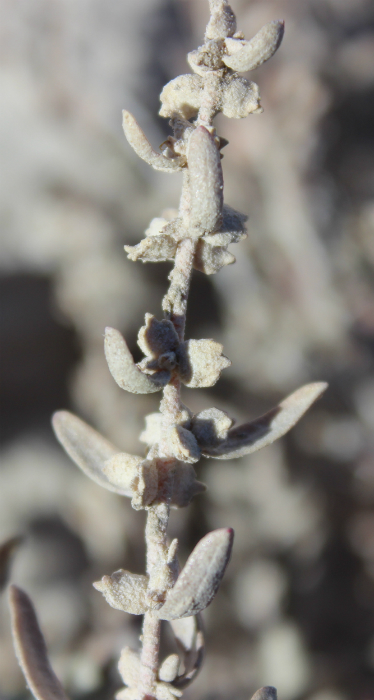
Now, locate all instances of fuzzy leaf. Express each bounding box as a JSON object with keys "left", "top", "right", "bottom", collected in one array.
[
  {"left": 194, "top": 240, "right": 235, "bottom": 274},
  {"left": 187, "top": 127, "right": 223, "bottom": 236},
  {"left": 138, "top": 314, "right": 179, "bottom": 357},
  {"left": 122, "top": 110, "right": 185, "bottom": 172},
  {"left": 158, "top": 528, "right": 234, "bottom": 620},
  {"left": 102, "top": 453, "right": 141, "bottom": 496},
  {"left": 9, "top": 586, "right": 69, "bottom": 700},
  {"left": 159, "top": 75, "right": 203, "bottom": 120},
  {"left": 168, "top": 426, "right": 201, "bottom": 464},
  {"left": 140, "top": 412, "right": 163, "bottom": 446},
  {"left": 0, "top": 536, "right": 22, "bottom": 592},
  {"left": 105, "top": 327, "right": 169, "bottom": 394},
  {"left": 155, "top": 683, "right": 182, "bottom": 700},
  {"left": 131, "top": 458, "right": 159, "bottom": 510},
  {"left": 191, "top": 407, "right": 234, "bottom": 446},
  {"left": 124, "top": 234, "right": 177, "bottom": 263},
  {"left": 171, "top": 464, "right": 206, "bottom": 508},
  {"left": 223, "top": 20, "right": 284, "bottom": 72},
  {"left": 221, "top": 75, "right": 262, "bottom": 118},
  {"left": 220, "top": 204, "right": 248, "bottom": 239},
  {"left": 118, "top": 647, "right": 141, "bottom": 688},
  {"left": 170, "top": 614, "right": 205, "bottom": 688},
  {"left": 206, "top": 0, "right": 237, "bottom": 40},
  {"left": 159, "top": 655, "right": 180, "bottom": 682},
  {"left": 250, "top": 688, "right": 277, "bottom": 700},
  {"left": 178, "top": 339, "right": 231, "bottom": 388},
  {"left": 93, "top": 570, "right": 149, "bottom": 615},
  {"left": 52, "top": 411, "right": 138, "bottom": 495},
  {"left": 200, "top": 382, "right": 328, "bottom": 459}
]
